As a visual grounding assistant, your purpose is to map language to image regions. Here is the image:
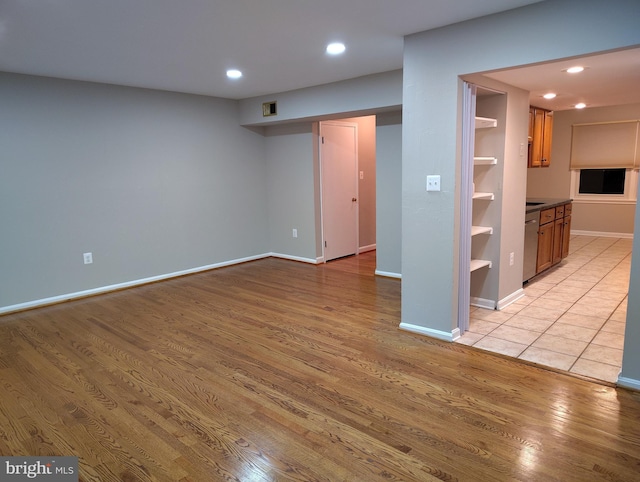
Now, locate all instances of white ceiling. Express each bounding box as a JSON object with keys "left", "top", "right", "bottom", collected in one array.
[
  {"left": 1, "top": 0, "right": 637, "bottom": 110},
  {"left": 0, "top": 0, "right": 542, "bottom": 99},
  {"left": 484, "top": 48, "right": 640, "bottom": 111}
]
